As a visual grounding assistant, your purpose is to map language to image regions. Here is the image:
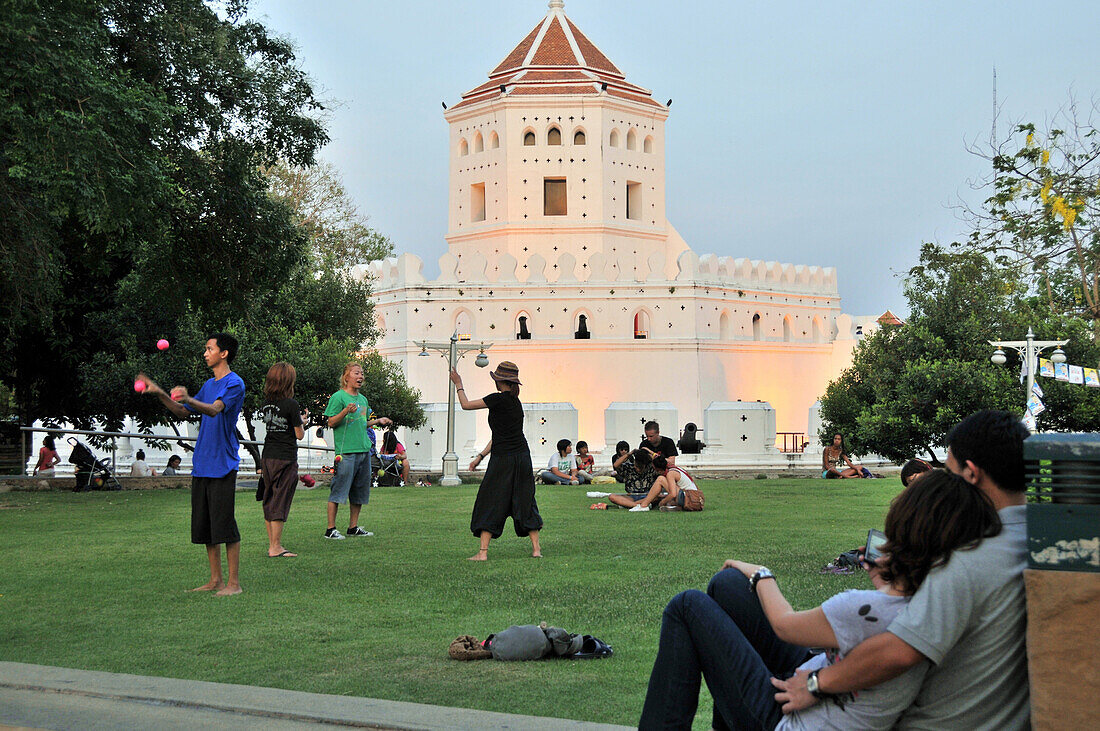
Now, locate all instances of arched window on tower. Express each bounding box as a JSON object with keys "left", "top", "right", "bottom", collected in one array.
[
  {"left": 782, "top": 315, "right": 792, "bottom": 342},
  {"left": 626, "top": 129, "right": 637, "bottom": 150},
  {"left": 644, "top": 135, "right": 654, "bottom": 153},
  {"left": 547, "top": 126, "right": 561, "bottom": 145},
  {"left": 752, "top": 313, "right": 762, "bottom": 341},
  {"left": 472, "top": 132, "right": 483, "bottom": 153},
  {"left": 719, "top": 311, "right": 731, "bottom": 340},
  {"left": 633, "top": 310, "right": 650, "bottom": 339},
  {"left": 523, "top": 130, "right": 536, "bottom": 146},
  {"left": 490, "top": 131, "right": 500, "bottom": 149},
  {"left": 574, "top": 313, "right": 591, "bottom": 339},
  {"left": 455, "top": 309, "right": 475, "bottom": 339},
  {"left": 812, "top": 316, "right": 825, "bottom": 343},
  {"left": 609, "top": 129, "right": 620, "bottom": 147},
  {"left": 459, "top": 139, "right": 468, "bottom": 156},
  {"left": 516, "top": 312, "right": 532, "bottom": 340},
  {"left": 573, "top": 129, "right": 586, "bottom": 145}
]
